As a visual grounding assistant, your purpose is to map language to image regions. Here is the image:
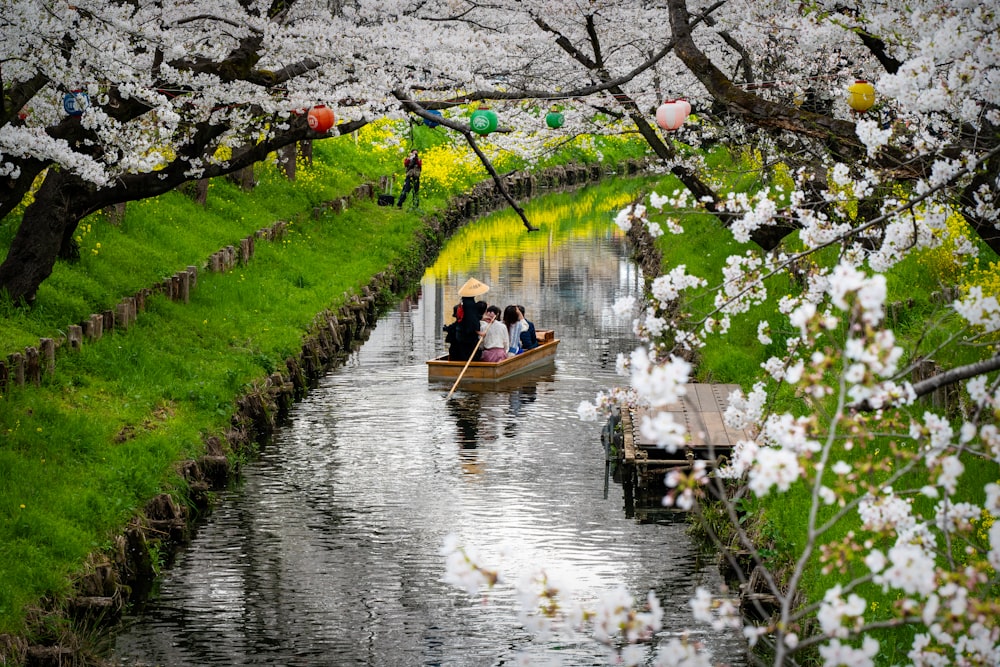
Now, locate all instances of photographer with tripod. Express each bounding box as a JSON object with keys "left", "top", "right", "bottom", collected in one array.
[{"left": 396, "top": 149, "right": 422, "bottom": 209}]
